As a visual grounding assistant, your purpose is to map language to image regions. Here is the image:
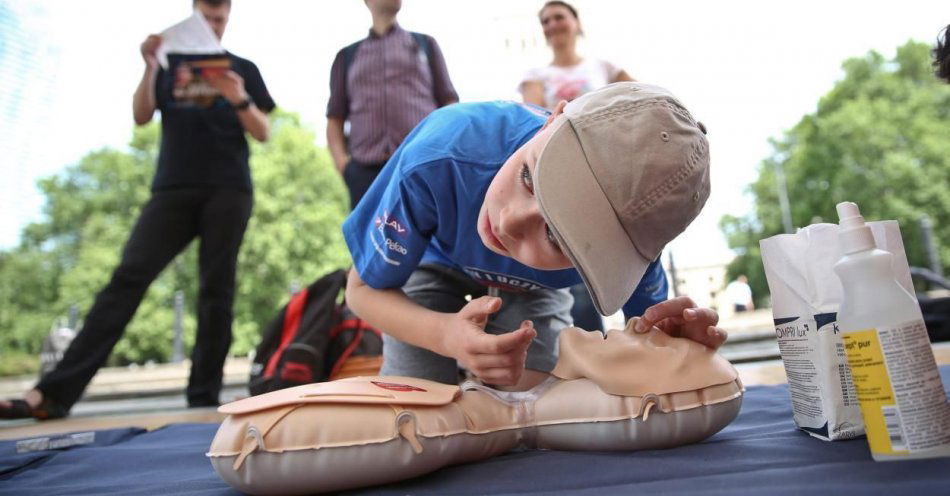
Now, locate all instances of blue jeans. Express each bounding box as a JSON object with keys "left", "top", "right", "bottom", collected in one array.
[{"left": 380, "top": 264, "right": 573, "bottom": 385}]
